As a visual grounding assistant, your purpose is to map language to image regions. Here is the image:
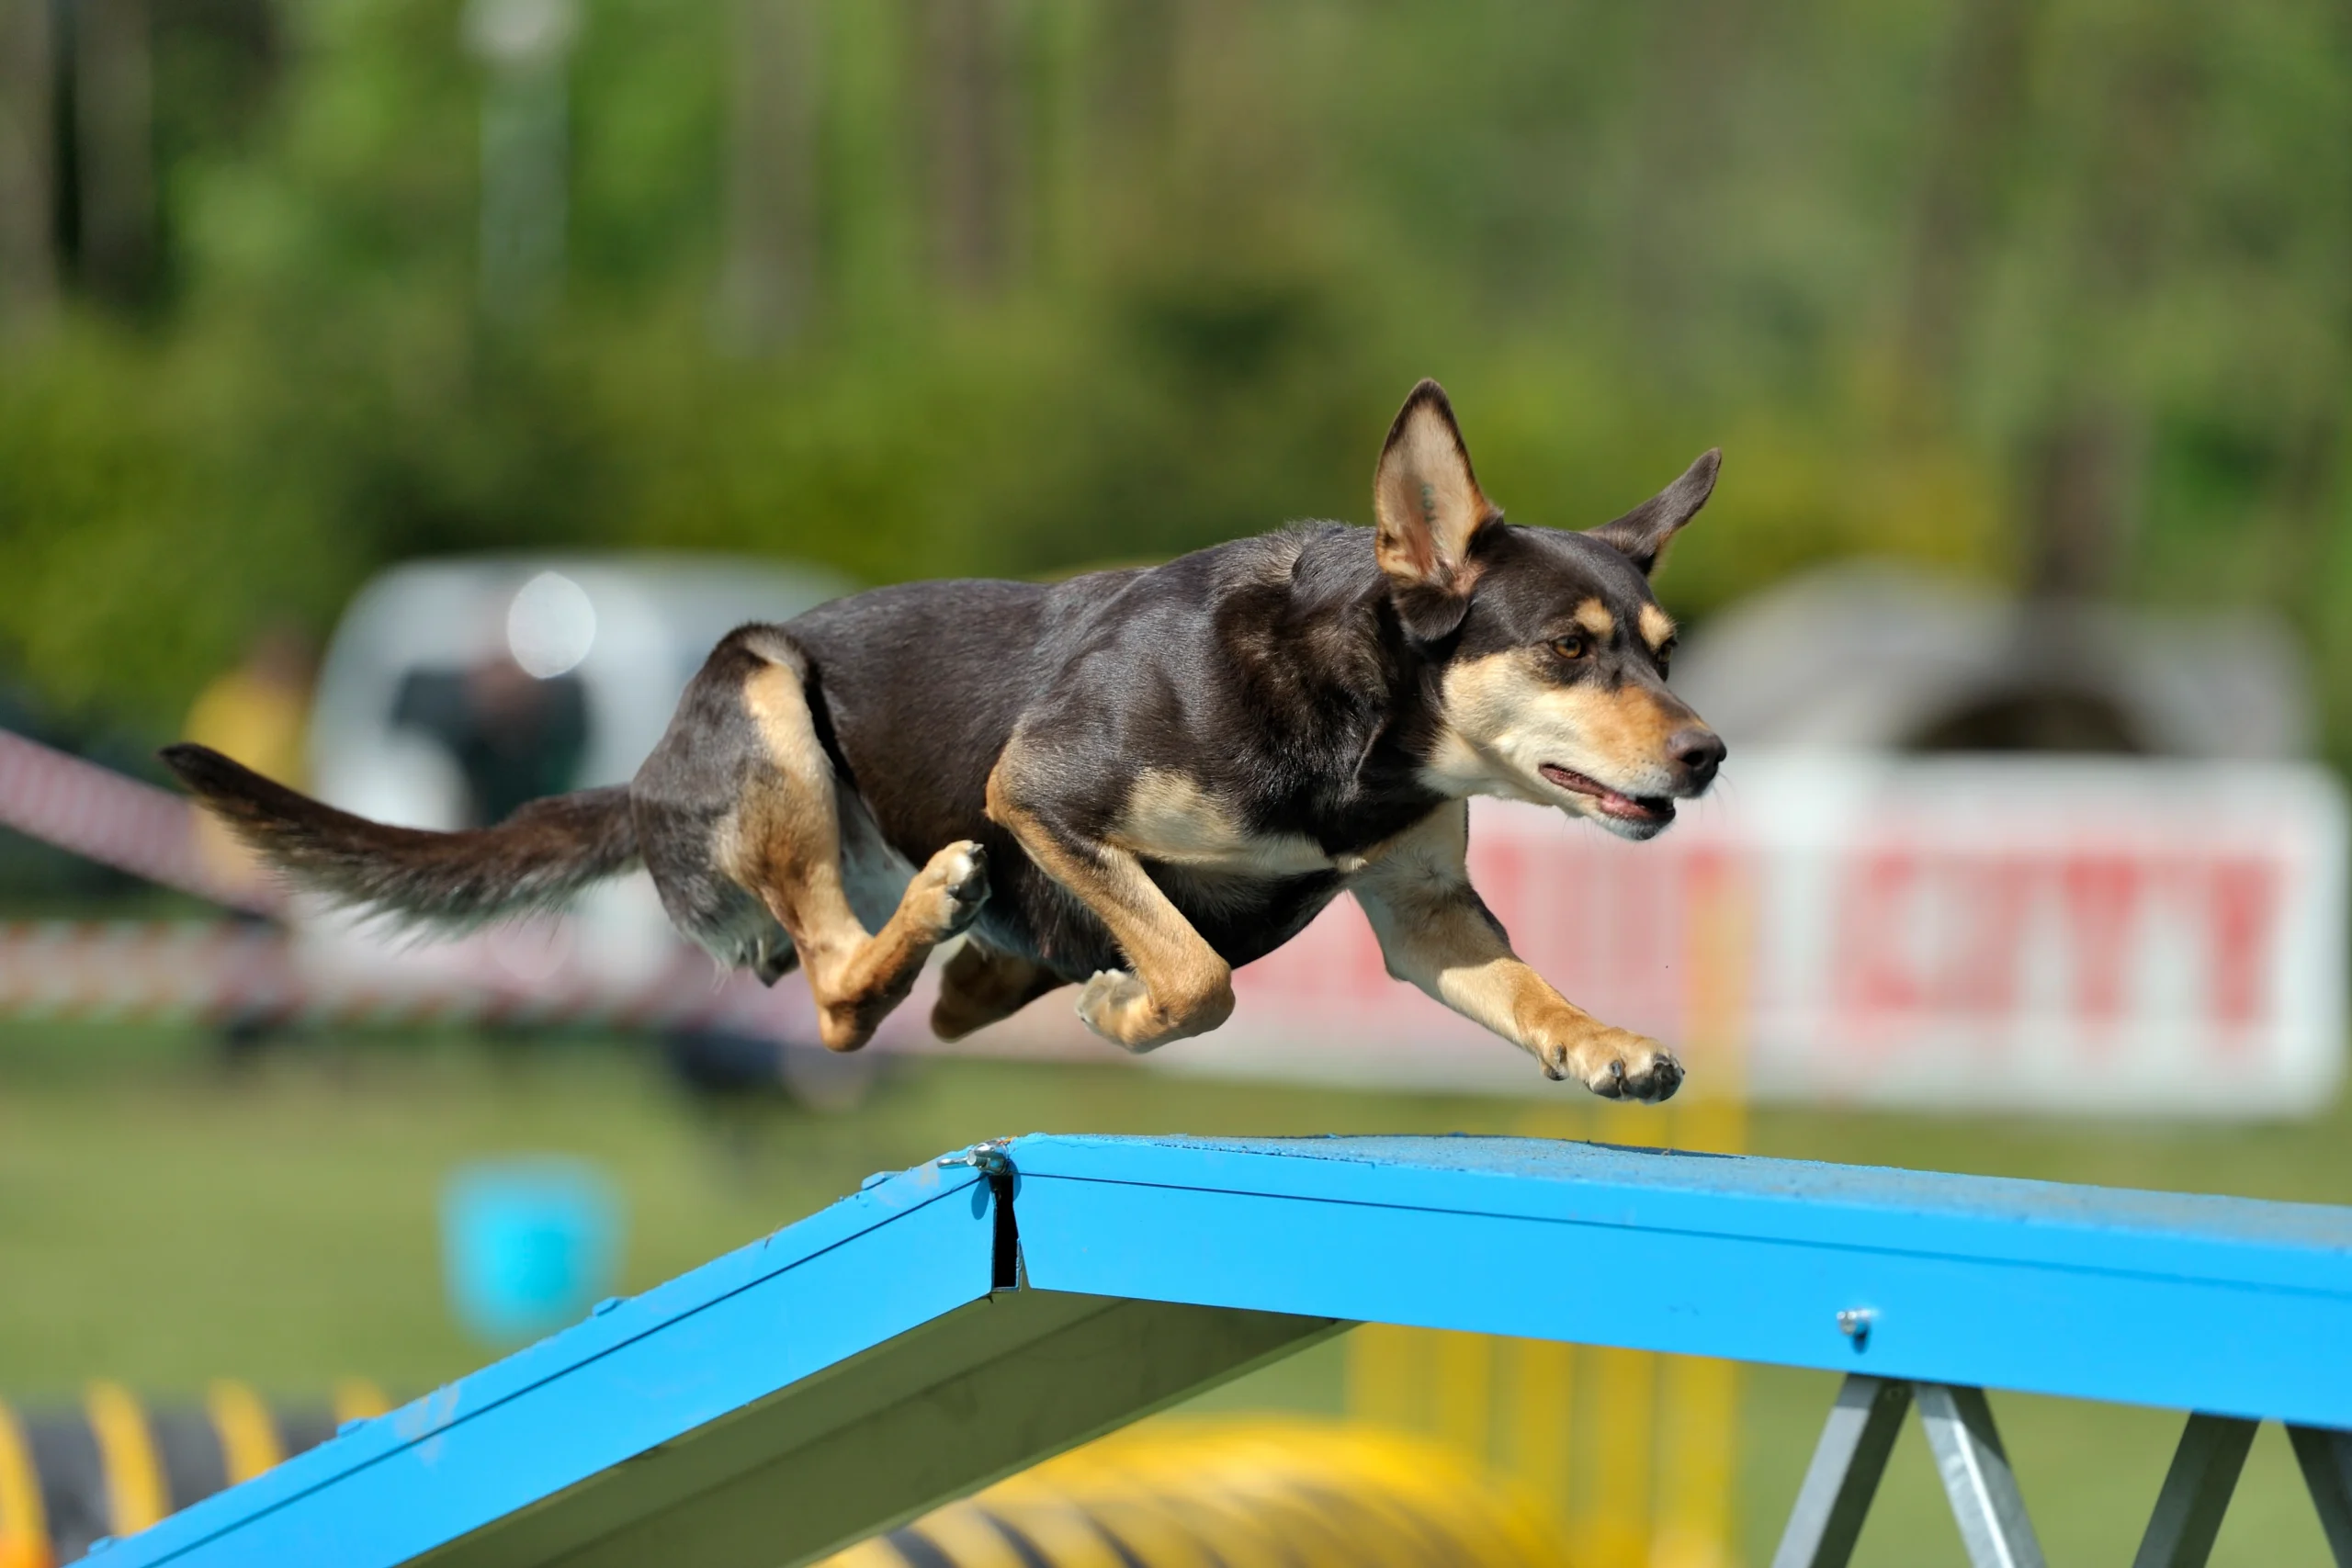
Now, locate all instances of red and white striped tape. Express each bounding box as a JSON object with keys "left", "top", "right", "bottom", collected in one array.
[
  {"left": 0, "top": 918, "right": 1114, "bottom": 1064},
  {"left": 0, "top": 728, "right": 279, "bottom": 914}
]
